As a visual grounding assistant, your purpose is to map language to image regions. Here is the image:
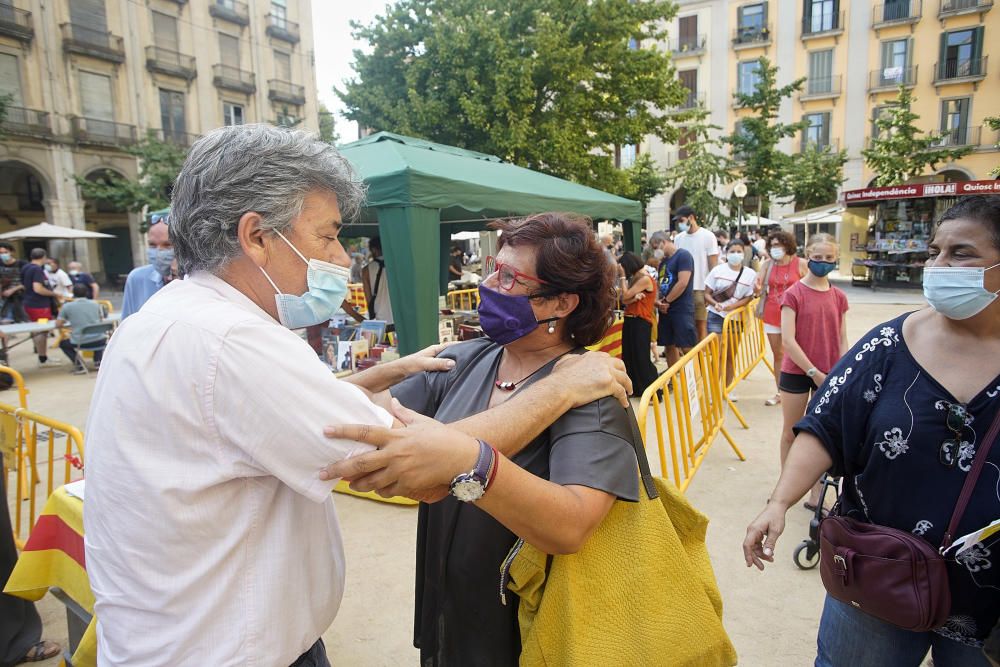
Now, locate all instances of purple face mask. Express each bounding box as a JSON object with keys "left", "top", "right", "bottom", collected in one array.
[{"left": 477, "top": 284, "right": 558, "bottom": 345}]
